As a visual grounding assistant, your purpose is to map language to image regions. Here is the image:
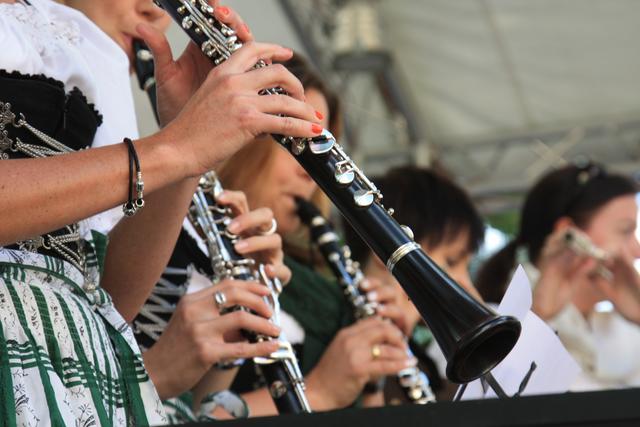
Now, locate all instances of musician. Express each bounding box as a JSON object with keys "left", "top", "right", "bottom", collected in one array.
[
  {"left": 0, "top": 0, "right": 322, "bottom": 423},
  {"left": 342, "top": 165, "right": 486, "bottom": 400},
  {"left": 476, "top": 162, "right": 640, "bottom": 391},
  {"left": 216, "top": 54, "right": 413, "bottom": 415}
]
